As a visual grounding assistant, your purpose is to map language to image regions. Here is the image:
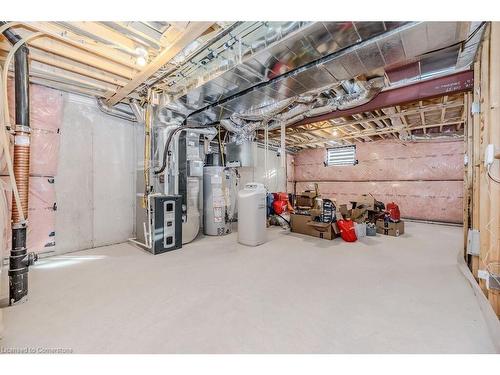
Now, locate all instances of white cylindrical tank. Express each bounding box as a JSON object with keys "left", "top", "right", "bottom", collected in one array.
[
  {"left": 203, "top": 166, "right": 232, "bottom": 236},
  {"left": 237, "top": 182, "right": 267, "bottom": 246}
]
